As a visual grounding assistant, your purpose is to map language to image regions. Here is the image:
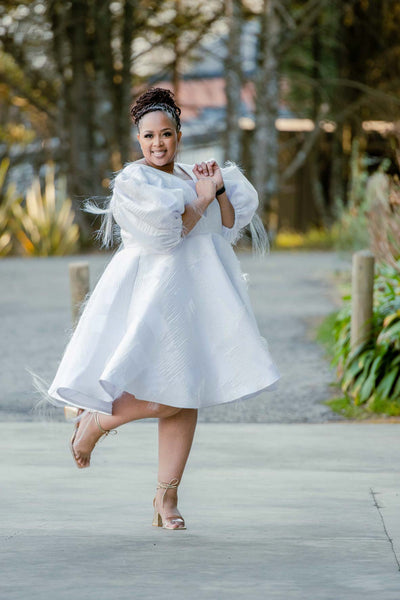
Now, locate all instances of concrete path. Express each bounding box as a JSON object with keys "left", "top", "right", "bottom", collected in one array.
[
  {"left": 2, "top": 422, "right": 400, "bottom": 599},
  {"left": 0, "top": 250, "right": 351, "bottom": 422}
]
